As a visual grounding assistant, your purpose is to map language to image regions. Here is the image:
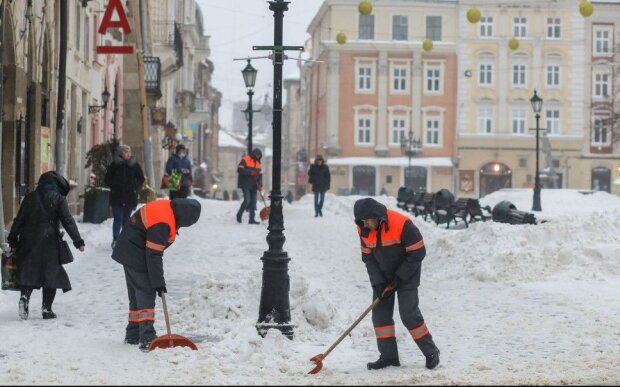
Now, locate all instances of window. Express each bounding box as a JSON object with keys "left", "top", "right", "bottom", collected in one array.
[
  {"left": 512, "top": 63, "right": 526, "bottom": 87},
  {"left": 391, "top": 64, "right": 408, "bottom": 93},
  {"left": 546, "top": 65, "right": 560, "bottom": 87},
  {"left": 426, "top": 16, "right": 442, "bottom": 41},
  {"left": 478, "top": 59, "right": 493, "bottom": 86},
  {"left": 84, "top": 15, "right": 90, "bottom": 62},
  {"left": 355, "top": 61, "right": 374, "bottom": 93},
  {"left": 513, "top": 17, "right": 527, "bottom": 37},
  {"left": 592, "top": 117, "right": 610, "bottom": 146},
  {"left": 594, "top": 26, "right": 613, "bottom": 55},
  {"left": 546, "top": 109, "right": 560, "bottom": 135},
  {"left": 511, "top": 108, "right": 527, "bottom": 134},
  {"left": 392, "top": 15, "right": 408, "bottom": 41},
  {"left": 425, "top": 118, "right": 440, "bottom": 145},
  {"left": 480, "top": 17, "right": 493, "bottom": 38},
  {"left": 359, "top": 14, "right": 375, "bottom": 40},
  {"left": 547, "top": 17, "right": 561, "bottom": 39},
  {"left": 477, "top": 107, "right": 493, "bottom": 133},
  {"left": 594, "top": 71, "right": 611, "bottom": 98},
  {"left": 357, "top": 116, "right": 373, "bottom": 144},
  {"left": 75, "top": 4, "right": 81, "bottom": 51},
  {"left": 424, "top": 63, "right": 442, "bottom": 93},
  {"left": 391, "top": 117, "right": 406, "bottom": 145}
]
